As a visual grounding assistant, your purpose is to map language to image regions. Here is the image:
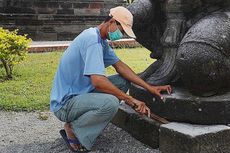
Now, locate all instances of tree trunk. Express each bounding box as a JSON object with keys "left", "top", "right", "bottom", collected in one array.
[{"left": 0, "top": 59, "right": 12, "bottom": 79}]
